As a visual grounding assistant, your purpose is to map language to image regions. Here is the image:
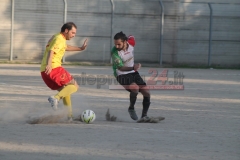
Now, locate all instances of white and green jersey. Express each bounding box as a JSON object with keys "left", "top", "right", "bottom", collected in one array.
[{"left": 111, "top": 36, "right": 136, "bottom": 77}]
